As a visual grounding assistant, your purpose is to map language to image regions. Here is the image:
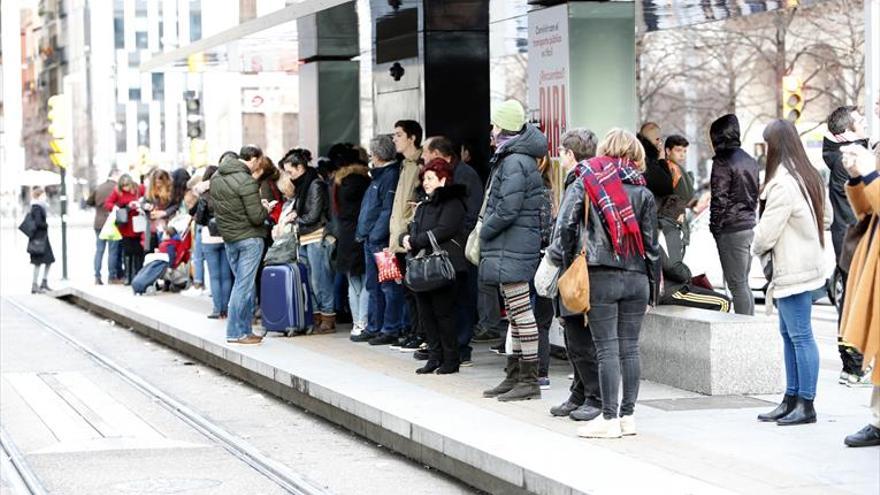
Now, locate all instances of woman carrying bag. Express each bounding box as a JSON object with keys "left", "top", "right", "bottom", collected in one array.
[
  {"left": 105, "top": 174, "right": 146, "bottom": 285},
  {"left": 23, "top": 187, "right": 55, "bottom": 293},
  {"left": 401, "top": 159, "right": 468, "bottom": 375}
]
